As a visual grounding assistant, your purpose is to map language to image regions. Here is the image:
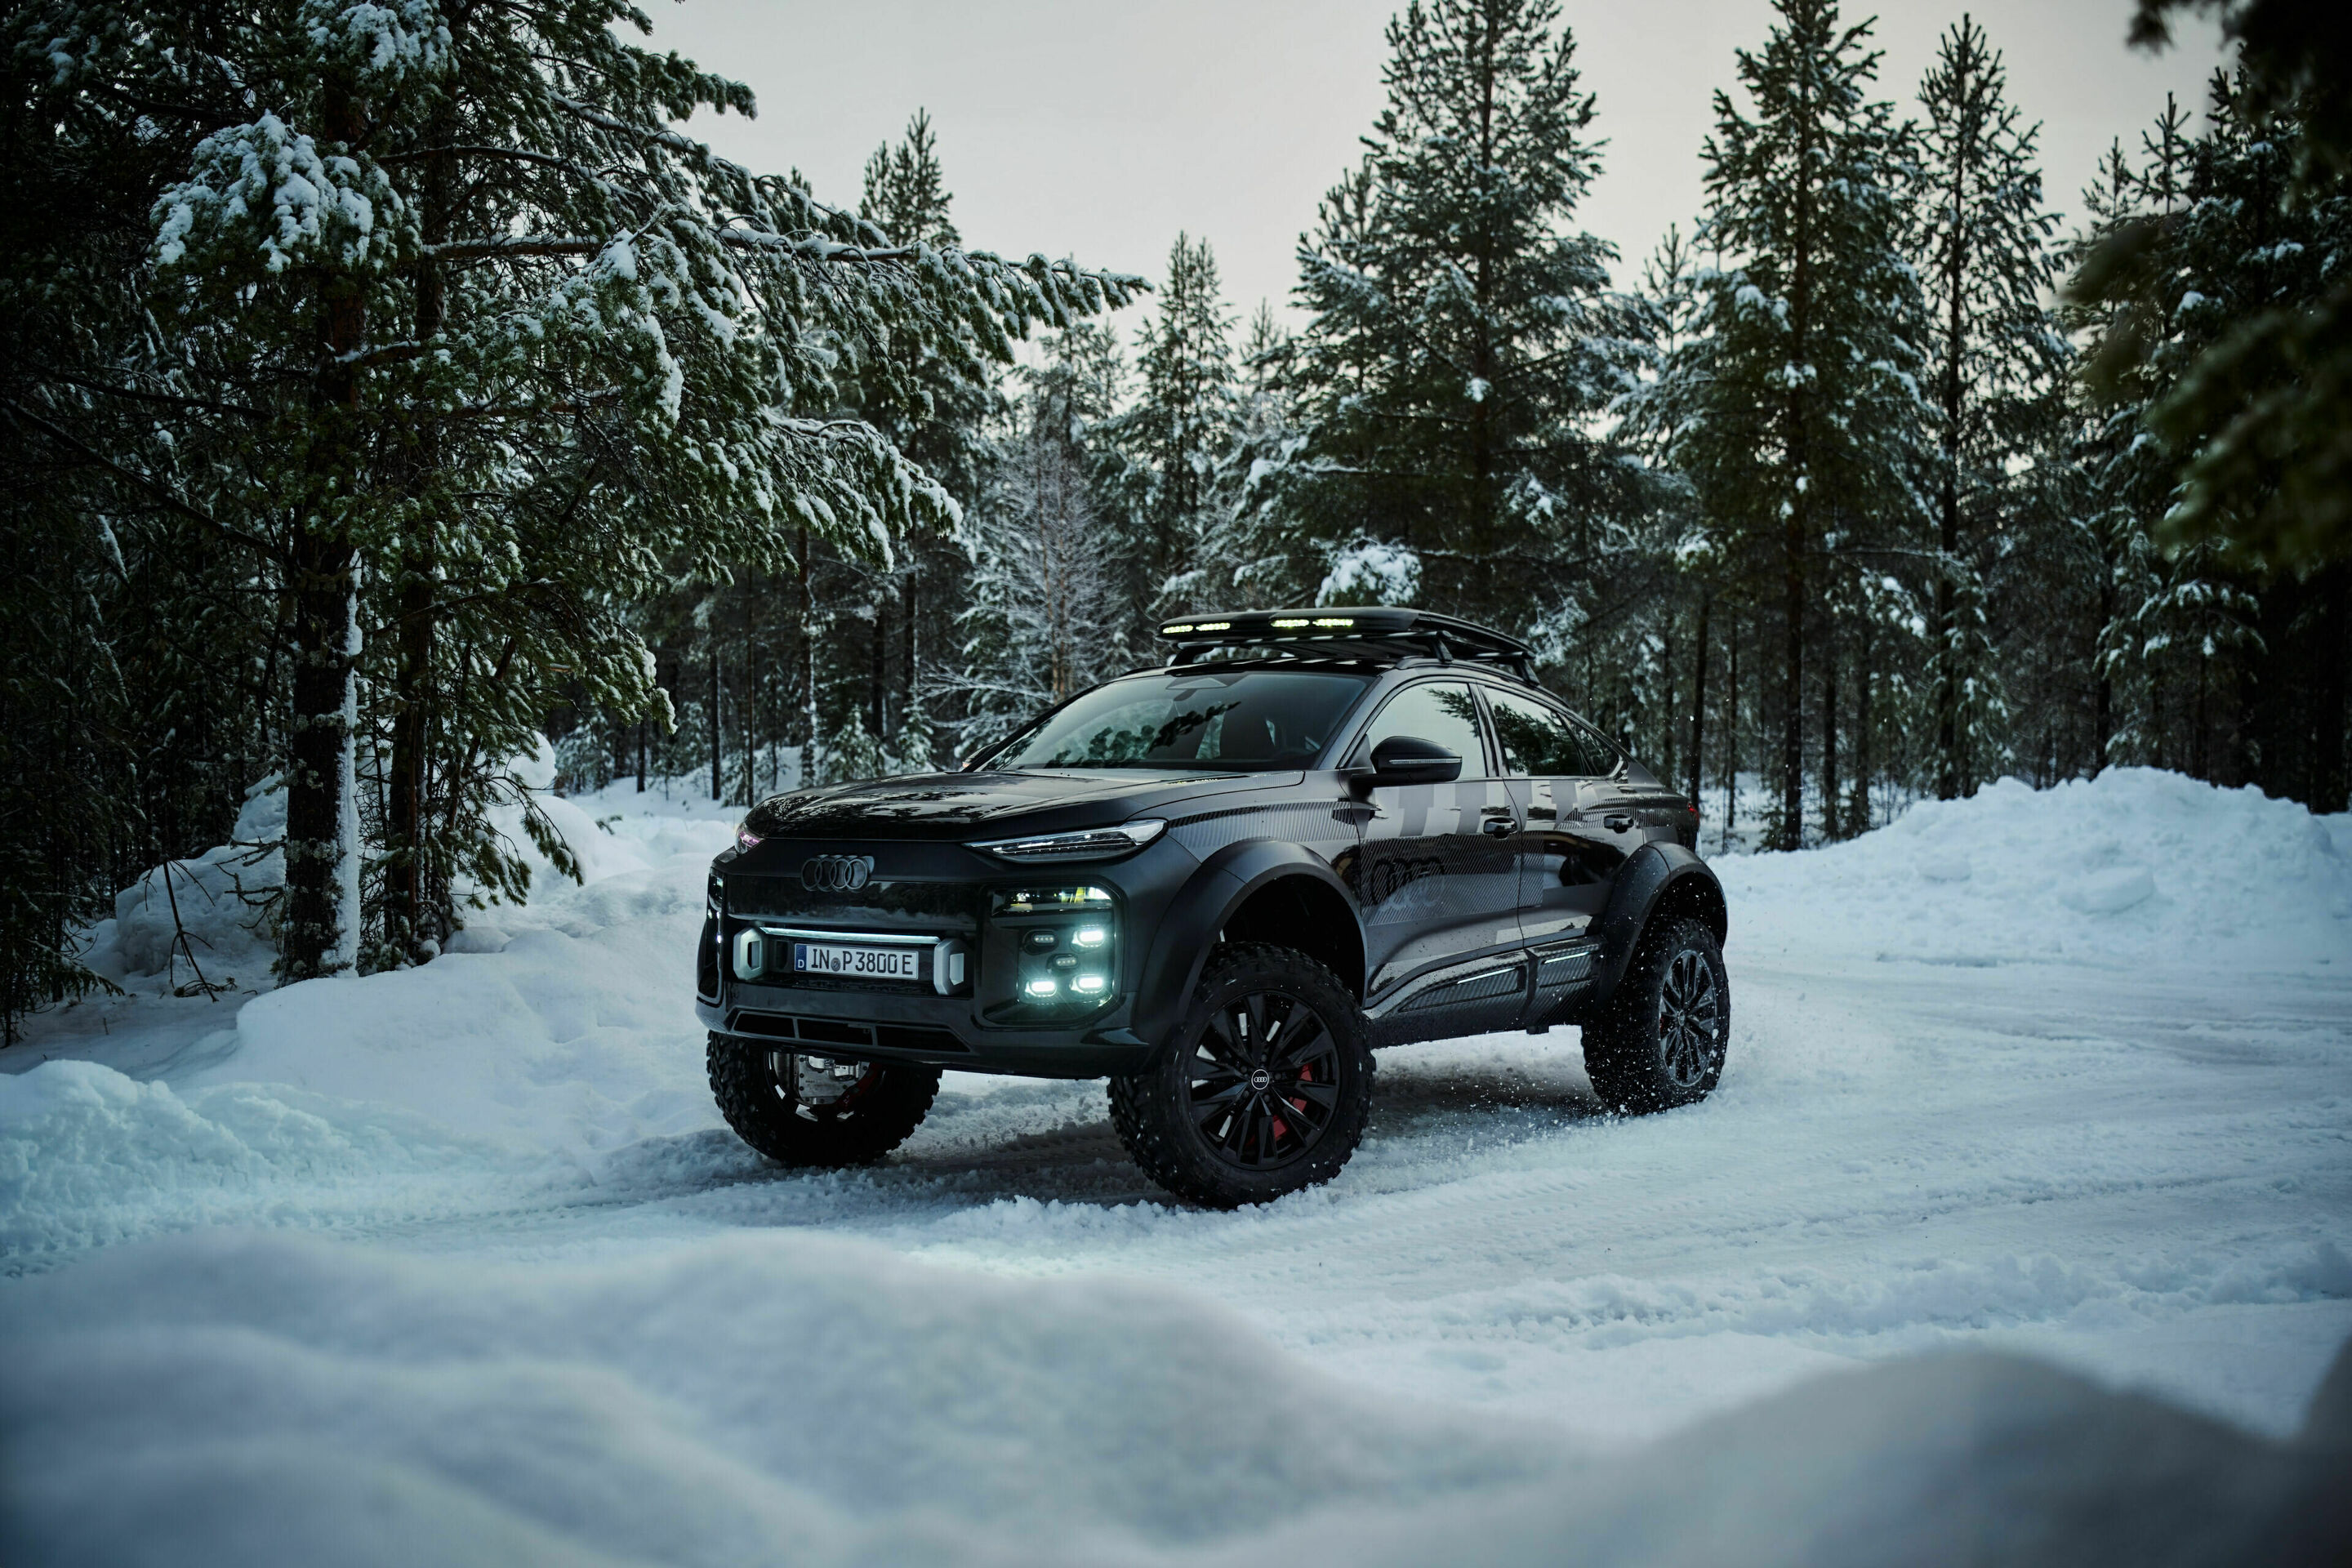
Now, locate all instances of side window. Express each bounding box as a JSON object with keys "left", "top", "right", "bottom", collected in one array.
[
  {"left": 1357, "top": 681, "right": 1489, "bottom": 778},
  {"left": 1486, "top": 688, "right": 1615, "bottom": 777}
]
